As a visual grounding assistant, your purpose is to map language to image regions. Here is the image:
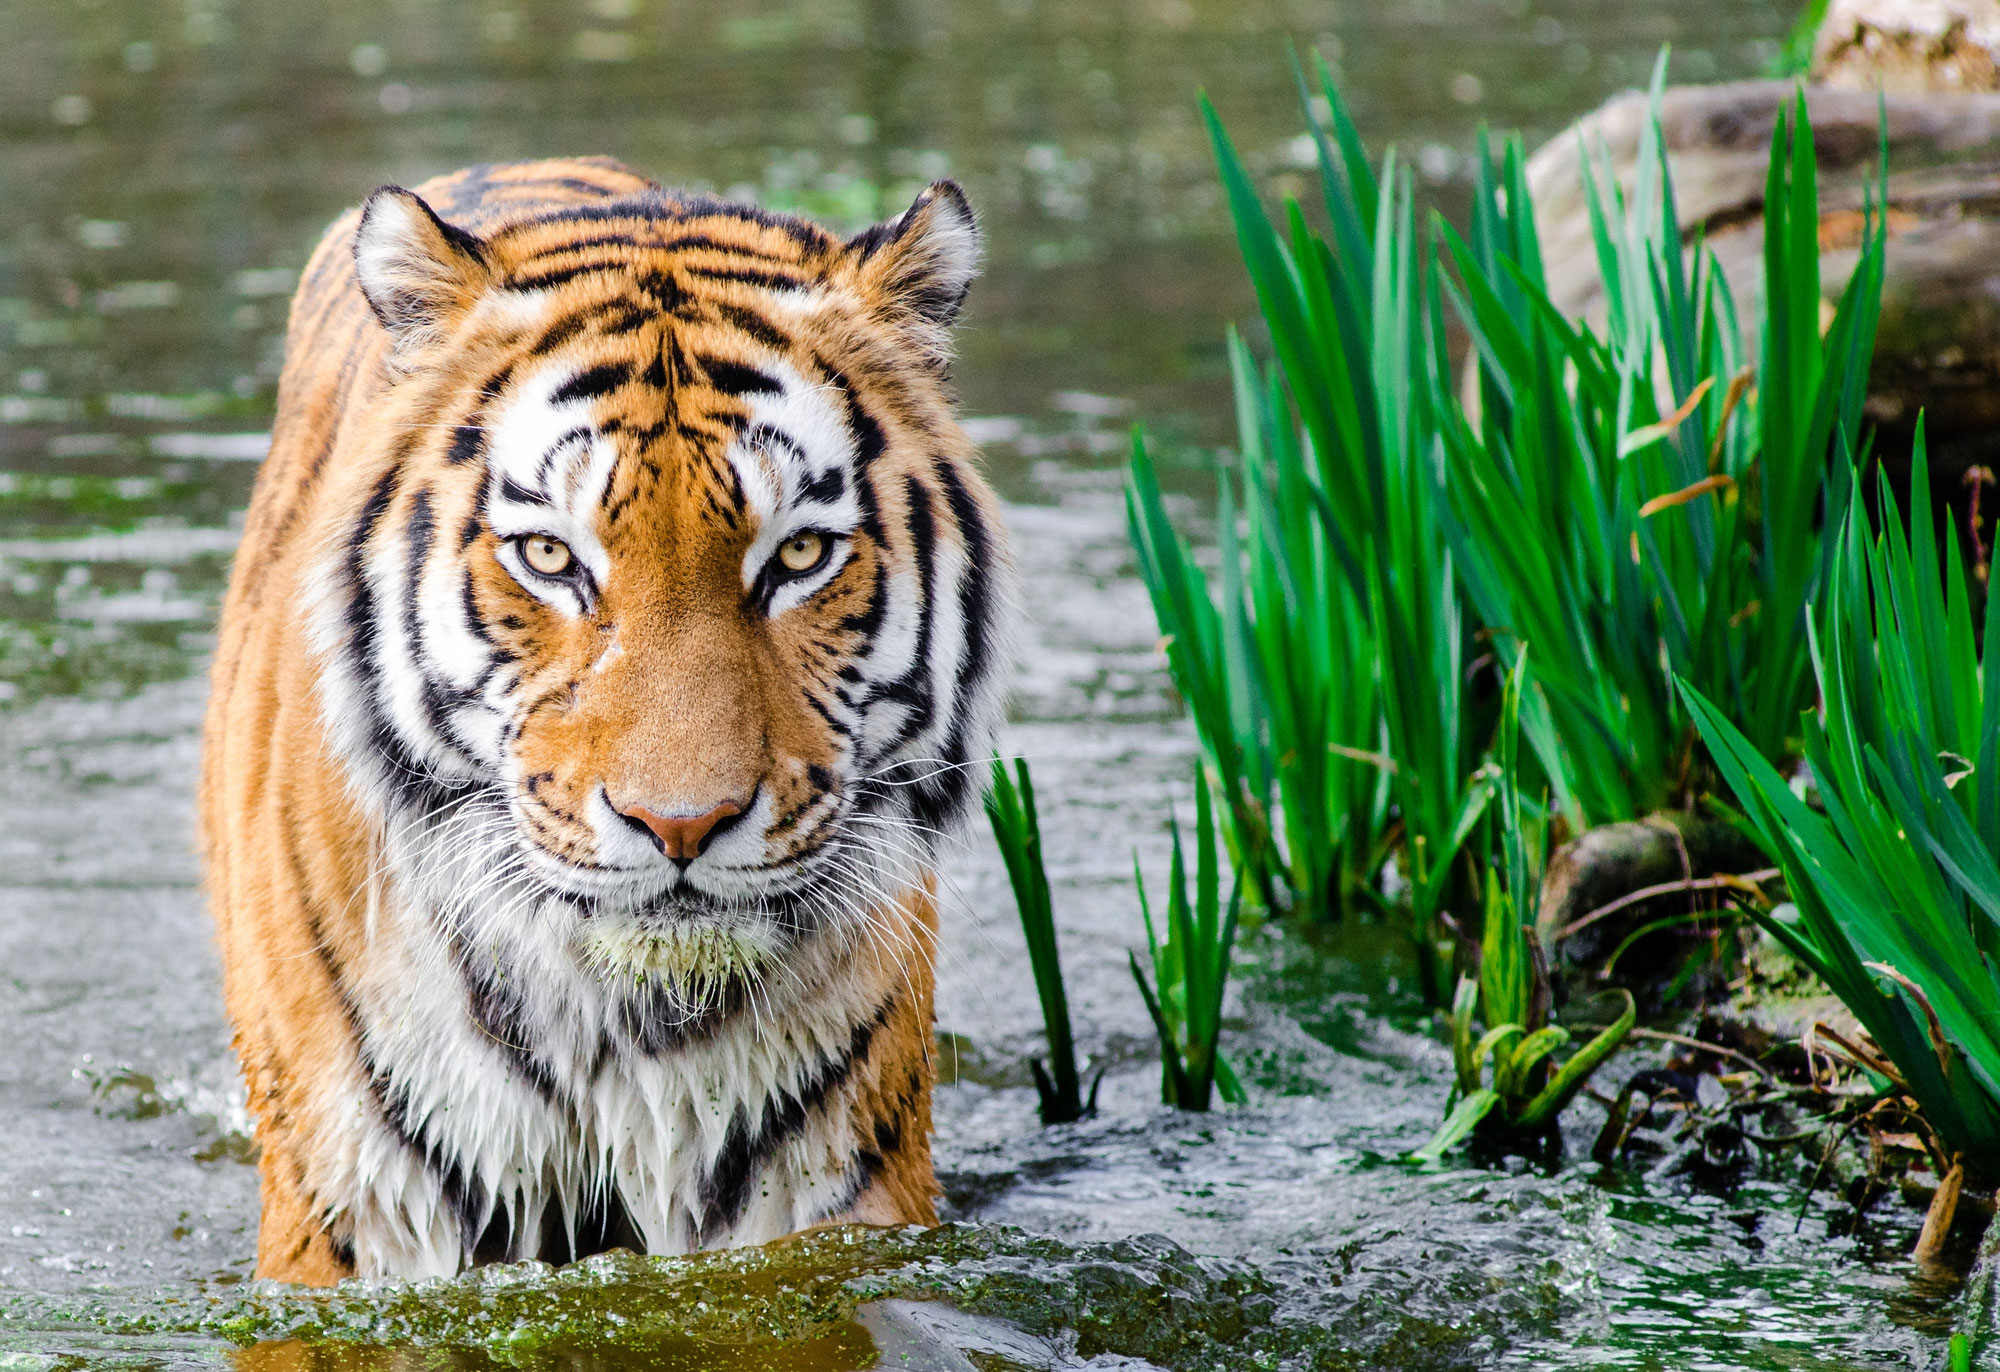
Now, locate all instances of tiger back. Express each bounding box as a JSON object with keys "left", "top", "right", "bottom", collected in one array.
[{"left": 199, "top": 157, "right": 1012, "bottom": 1283}]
